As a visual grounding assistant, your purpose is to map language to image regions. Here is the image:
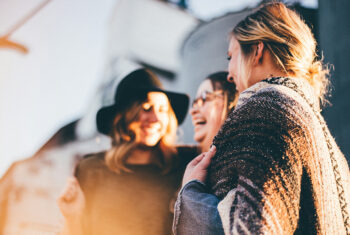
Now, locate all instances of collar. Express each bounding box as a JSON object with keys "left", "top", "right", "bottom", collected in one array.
[{"left": 236, "top": 77, "right": 320, "bottom": 112}]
